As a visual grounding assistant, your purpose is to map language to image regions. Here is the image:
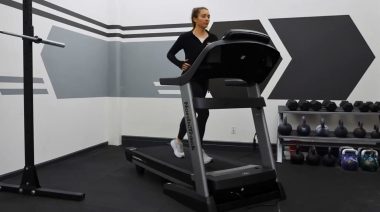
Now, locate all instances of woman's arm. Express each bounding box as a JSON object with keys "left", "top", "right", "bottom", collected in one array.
[{"left": 167, "top": 36, "right": 185, "bottom": 68}]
